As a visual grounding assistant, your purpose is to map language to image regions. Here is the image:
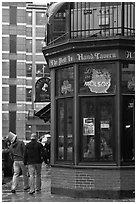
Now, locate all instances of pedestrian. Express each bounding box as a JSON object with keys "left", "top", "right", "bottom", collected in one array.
[
  {"left": 7, "top": 132, "right": 29, "bottom": 193},
  {"left": 23, "top": 133, "right": 45, "bottom": 194},
  {"left": 43, "top": 137, "right": 51, "bottom": 165}
]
